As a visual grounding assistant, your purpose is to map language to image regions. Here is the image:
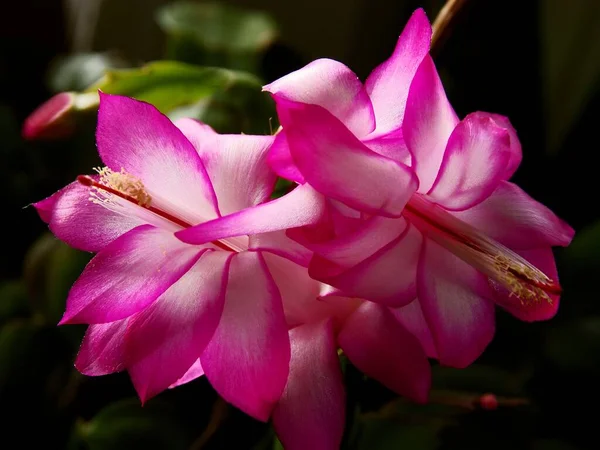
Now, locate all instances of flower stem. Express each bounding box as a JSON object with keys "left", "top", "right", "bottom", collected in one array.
[{"left": 431, "top": 0, "right": 470, "bottom": 54}]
